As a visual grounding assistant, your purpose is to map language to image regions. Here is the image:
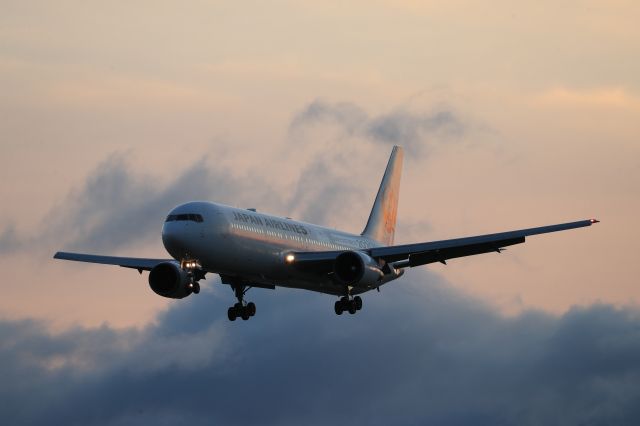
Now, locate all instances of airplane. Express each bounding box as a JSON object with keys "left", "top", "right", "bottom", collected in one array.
[{"left": 54, "top": 146, "right": 598, "bottom": 321}]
